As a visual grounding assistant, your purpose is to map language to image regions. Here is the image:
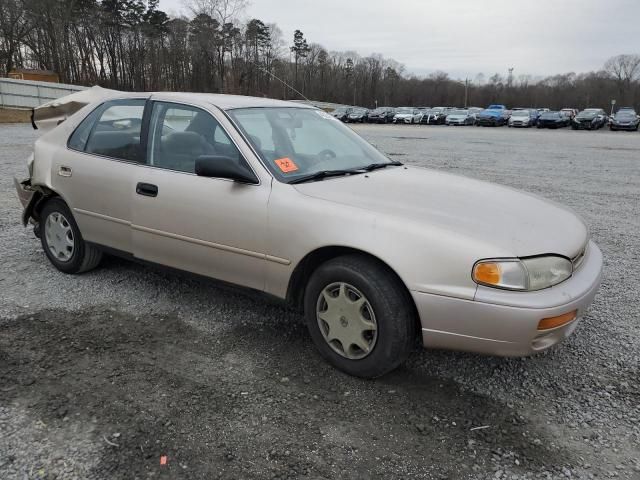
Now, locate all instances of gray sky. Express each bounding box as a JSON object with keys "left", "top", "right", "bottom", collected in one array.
[{"left": 158, "top": 0, "right": 639, "bottom": 79}]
